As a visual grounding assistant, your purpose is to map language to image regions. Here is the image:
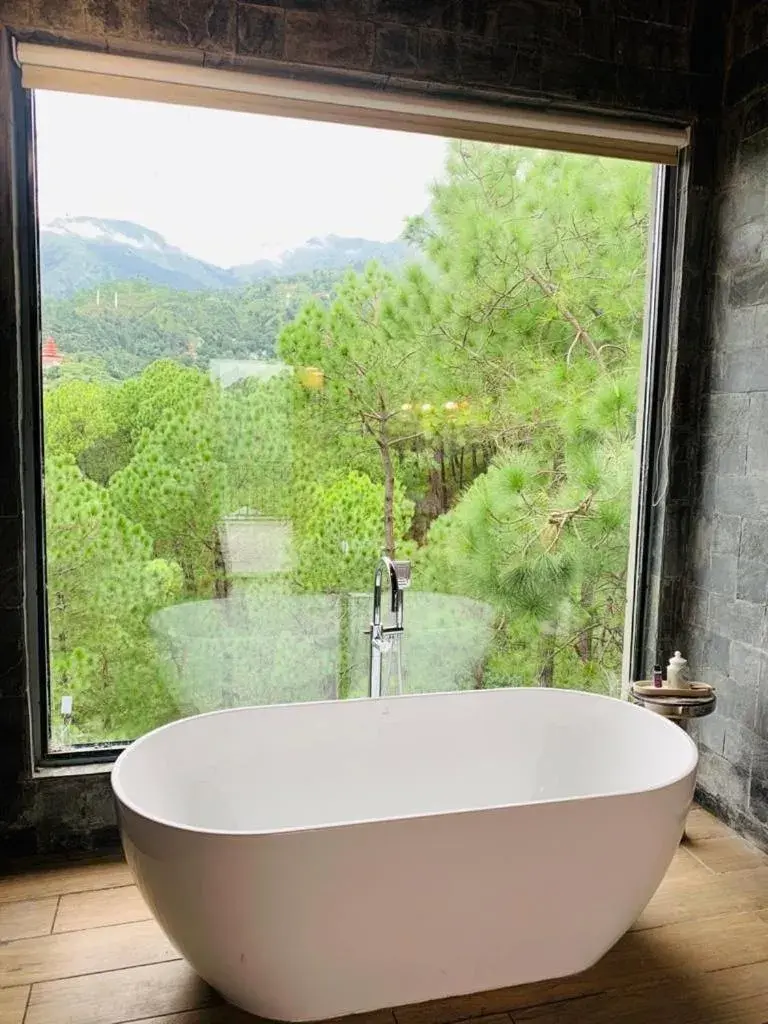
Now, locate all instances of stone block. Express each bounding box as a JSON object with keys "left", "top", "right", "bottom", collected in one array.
[
  {"left": 713, "top": 348, "right": 768, "bottom": 392},
  {"left": 416, "top": 27, "right": 460, "bottom": 81},
  {"left": 740, "top": 516, "right": 768, "bottom": 562},
  {"left": 687, "top": 627, "right": 731, "bottom": 674},
  {"left": 29, "top": 0, "right": 88, "bottom": 34},
  {"left": 373, "top": 24, "right": 419, "bottom": 73},
  {"left": 543, "top": 52, "right": 618, "bottom": 107},
  {"left": 713, "top": 306, "right": 757, "bottom": 353},
  {"left": 727, "top": 43, "right": 768, "bottom": 106},
  {"left": 723, "top": 640, "right": 762, "bottom": 726},
  {"left": 747, "top": 391, "right": 768, "bottom": 472},
  {"left": 145, "top": 0, "right": 236, "bottom": 52},
  {"left": 737, "top": 558, "right": 768, "bottom": 603},
  {"left": 750, "top": 765, "right": 768, "bottom": 826},
  {"left": 237, "top": 4, "right": 285, "bottom": 57},
  {"left": 614, "top": 17, "right": 688, "bottom": 71},
  {"left": 713, "top": 513, "right": 743, "bottom": 555},
  {"left": 730, "top": 263, "right": 768, "bottom": 309},
  {"left": 723, "top": 718, "right": 758, "bottom": 771},
  {"left": 713, "top": 471, "right": 768, "bottom": 515},
  {"left": 282, "top": 0, "right": 372, "bottom": 12},
  {"left": 700, "top": 431, "right": 748, "bottom": 476},
  {"left": 458, "top": 38, "right": 541, "bottom": 91},
  {"left": 369, "top": 0, "right": 455, "bottom": 29},
  {"left": 756, "top": 665, "right": 768, "bottom": 740},
  {"left": 709, "top": 593, "right": 765, "bottom": 648},
  {"left": 717, "top": 217, "right": 767, "bottom": 269},
  {"left": 681, "top": 584, "right": 709, "bottom": 630},
  {"left": 285, "top": 10, "right": 375, "bottom": 68},
  {"left": 742, "top": 94, "right": 768, "bottom": 144},
  {"left": 83, "top": 0, "right": 130, "bottom": 35},
  {"left": 752, "top": 303, "right": 768, "bottom": 346},
  {"left": 495, "top": 1, "right": 579, "bottom": 52},
  {"left": 750, "top": 736, "right": 768, "bottom": 825},
  {"left": 692, "top": 712, "right": 726, "bottom": 755},
  {"left": 709, "top": 553, "right": 739, "bottom": 596},
  {"left": 615, "top": 0, "right": 692, "bottom": 27},
  {"left": 690, "top": 512, "right": 713, "bottom": 563},
  {"left": 697, "top": 746, "right": 750, "bottom": 812}
]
